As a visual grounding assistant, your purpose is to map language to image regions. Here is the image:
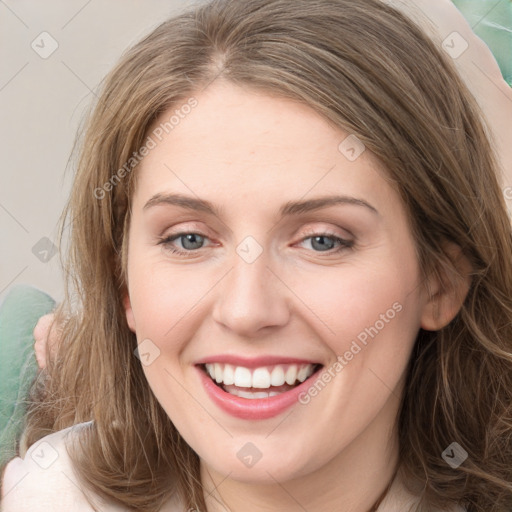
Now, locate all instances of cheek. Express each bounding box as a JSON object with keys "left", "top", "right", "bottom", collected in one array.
[
  {"left": 128, "top": 256, "right": 209, "bottom": 342},
  {"left": 128, "top": 227, "right": 423, "bottom": 359},
  {"left": 288, "top": 253, "right": 422, "bottom": 360}
]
